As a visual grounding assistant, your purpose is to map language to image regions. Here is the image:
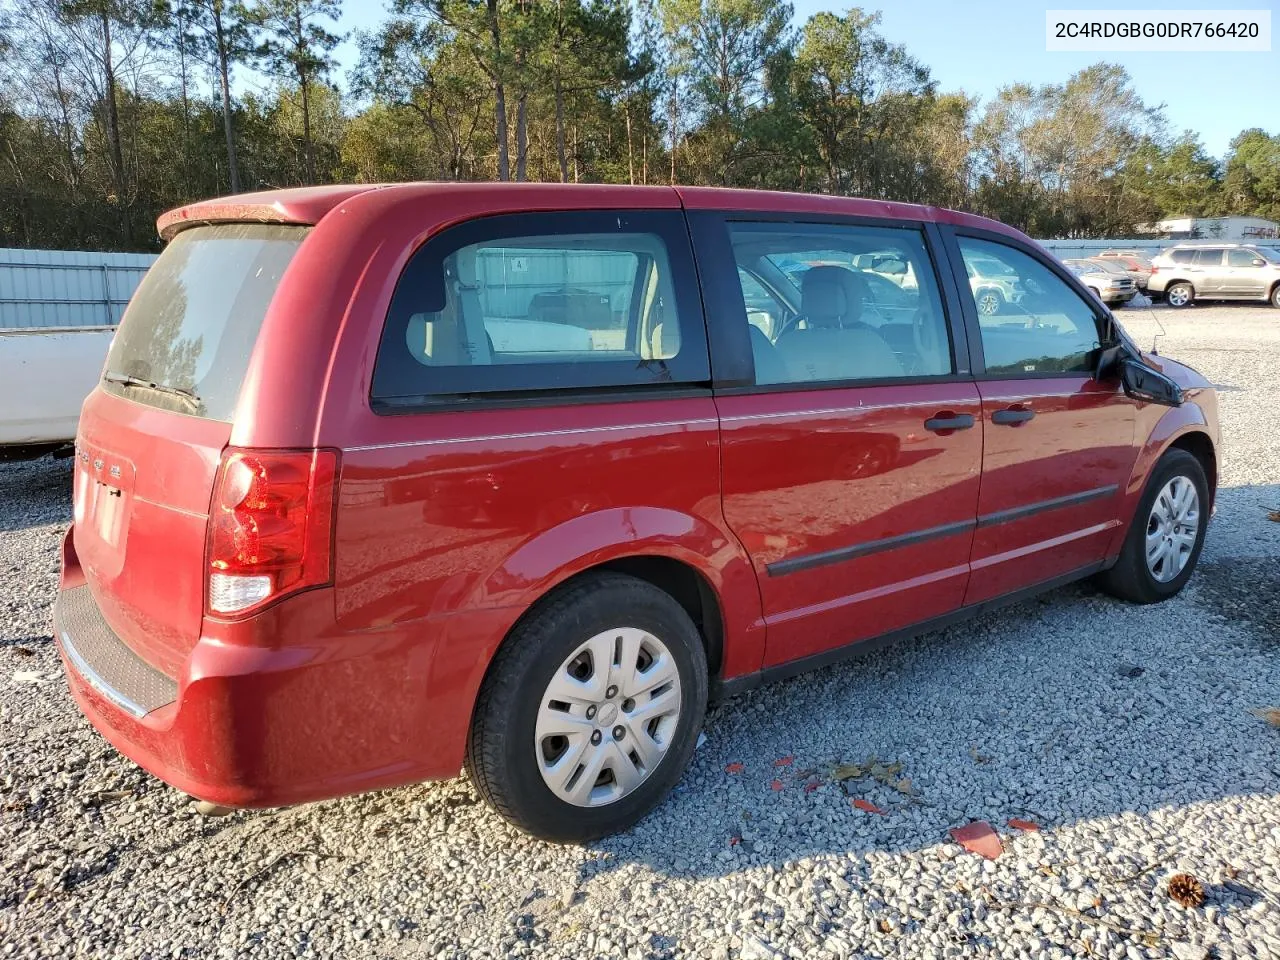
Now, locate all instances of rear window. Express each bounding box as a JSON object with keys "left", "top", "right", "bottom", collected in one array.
[{"left": 102, "top": 223, "right": 309, "bottom": 421}]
